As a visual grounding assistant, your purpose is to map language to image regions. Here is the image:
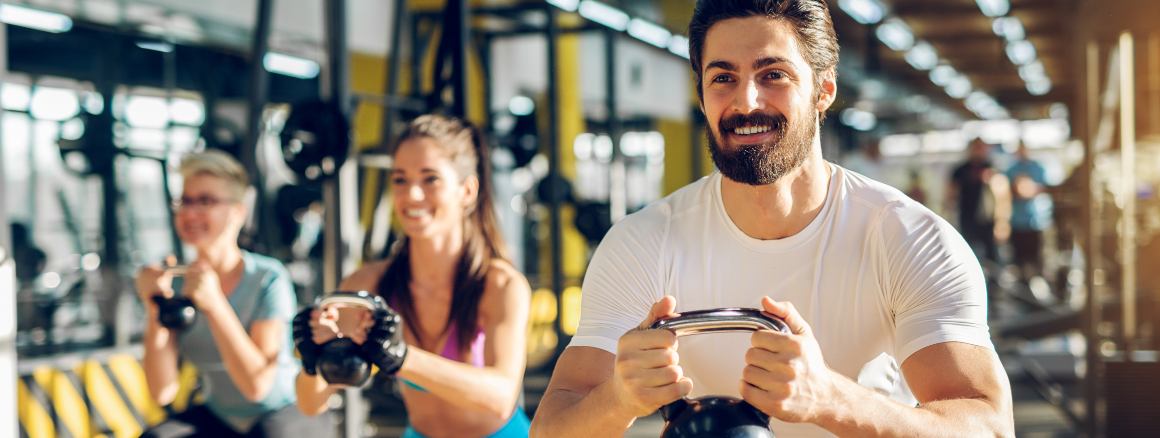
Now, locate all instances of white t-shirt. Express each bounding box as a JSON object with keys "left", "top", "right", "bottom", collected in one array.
[{"left": 569, "top": 164, "right": 993, "bottom": 437}]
